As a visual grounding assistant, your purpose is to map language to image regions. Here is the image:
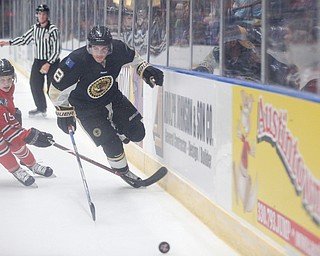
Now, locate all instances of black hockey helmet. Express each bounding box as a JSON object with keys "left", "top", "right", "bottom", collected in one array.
[
  {"left": 36, "top": 4, "right": 50, "bottom": 14},
  {"left": 87, "top": 26, "right": 113, "bottom": 55},
  {"left": 0, "top": 58, "right": 15, "bottom": 77}
]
